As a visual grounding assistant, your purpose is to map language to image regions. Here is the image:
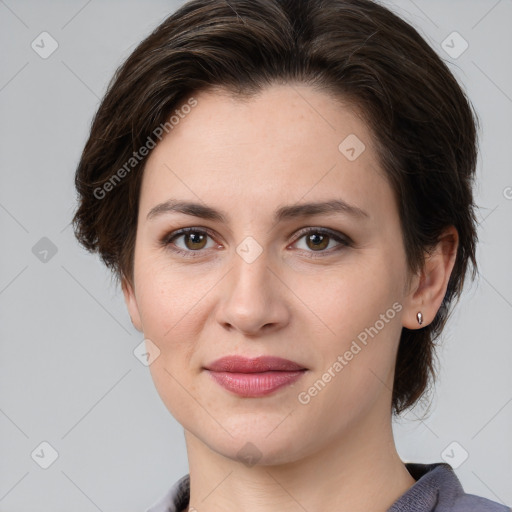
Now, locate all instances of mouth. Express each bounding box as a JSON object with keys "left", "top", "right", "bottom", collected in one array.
[
  {"left": 203, "top": 355, "right": 307, "bottom": 373},
  {"left": 203, "top": 355, "right": 308, "bottom": 397}
]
